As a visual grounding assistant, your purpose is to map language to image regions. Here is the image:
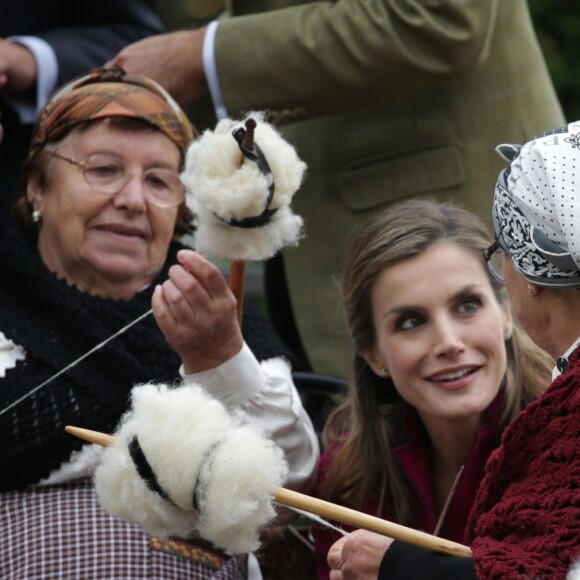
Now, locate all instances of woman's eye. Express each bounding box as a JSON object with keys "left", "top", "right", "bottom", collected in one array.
[
  {"left": 145, "top": 173, "right": 170, "bottom": 190},
  {"left": 397, "top": 316, "right": 424, "bottom": 331},
  {"left": 457, "top": 298, "right": 482, "bottom": 314},
  {"left": 87, "top": 164, "right": 122, "bottom": 178}
]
